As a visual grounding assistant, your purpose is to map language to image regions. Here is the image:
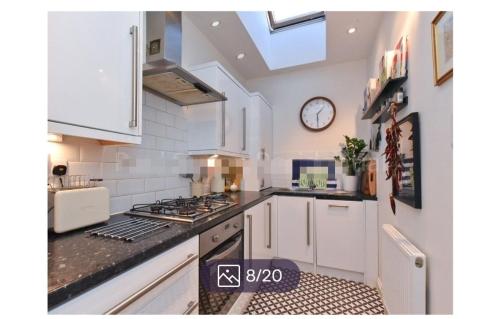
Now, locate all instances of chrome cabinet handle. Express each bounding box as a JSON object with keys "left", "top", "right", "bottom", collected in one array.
[
  {"left": 242, "top": 107, "right": 246, "bottom": 151},
  {"left": 267, "top": 202, "right": 272, "bottom": 249},
  {"left": 183, "top": 301, "right": 198, "bottom": 315},
  {"left": 129, "top": 25, "right": 139, "bottom": 128},
  {"left": 221, "top": 92, "right": 226, "bottom": 147},
  {"left": 328, "top": 204, "right": 349, "bottom": 208},
  {"left": 306, "top": 202, "right": 311, "bottom": 246},
  {"left": 105, "top": 254, "right": 198, "bottom": 314},
  {"left": 246, "top": 214, "right": 252, "bottom": 259}
]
